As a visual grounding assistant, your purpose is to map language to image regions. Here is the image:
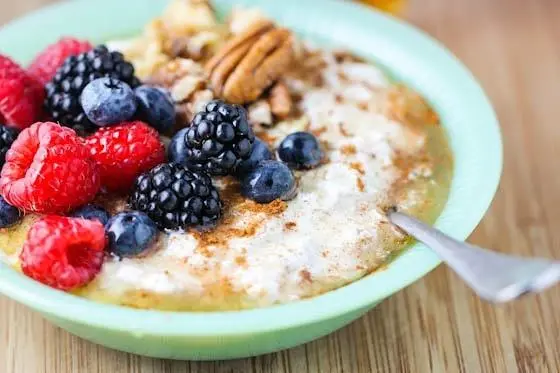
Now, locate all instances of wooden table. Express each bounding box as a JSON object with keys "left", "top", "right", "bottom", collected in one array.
[{"left": 2, "top": 0, "right": 560, "bottom": 372}]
